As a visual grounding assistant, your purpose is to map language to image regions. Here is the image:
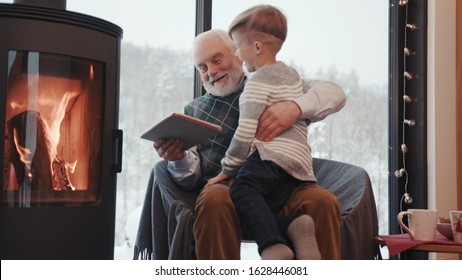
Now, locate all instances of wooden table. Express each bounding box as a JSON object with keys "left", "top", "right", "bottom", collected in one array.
[{"left": 375, "top": 236, "right": 462, "bottom": 254}]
